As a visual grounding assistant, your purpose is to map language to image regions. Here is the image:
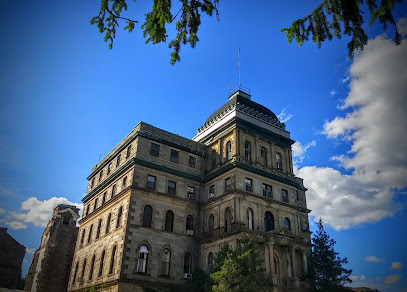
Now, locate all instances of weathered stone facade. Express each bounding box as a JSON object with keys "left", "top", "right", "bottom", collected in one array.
[
  {"left": 0, "top": 228, "right": 25, "bottom": 289},
  {"left": 25, "top": 205, "right": 80, "bottom": 292},
  {"left": 68, "top": 90, "right": 311, "bottom": 292}
]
